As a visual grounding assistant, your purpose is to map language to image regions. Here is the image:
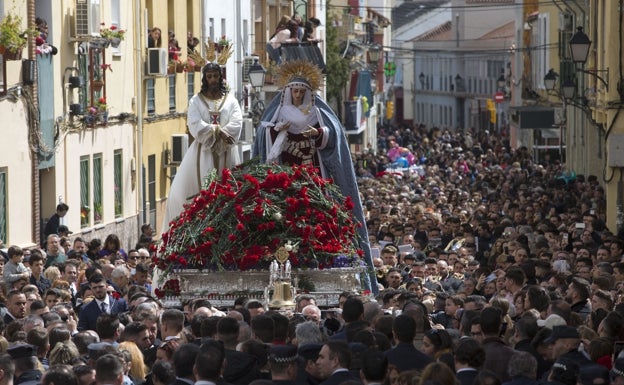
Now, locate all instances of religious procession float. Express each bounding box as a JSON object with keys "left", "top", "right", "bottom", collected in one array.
[{"left": 154, "top": 160, "right": 368, "bottom": 308}]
